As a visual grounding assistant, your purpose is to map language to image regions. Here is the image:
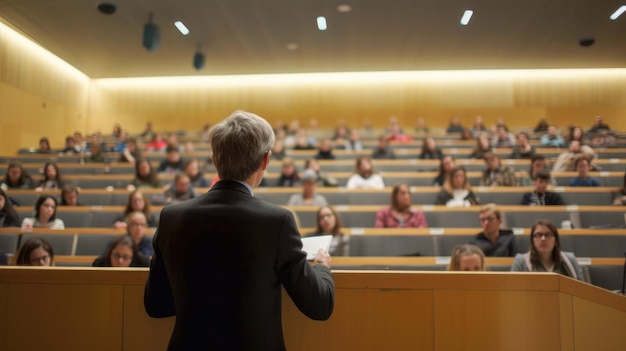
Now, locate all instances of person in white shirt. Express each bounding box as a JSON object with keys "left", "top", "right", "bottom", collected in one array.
[
  {"left": 346, "top": 156, "right": 385, "bottom": 189},
  {"left": 287, "top": 170, "right": 328, "bottom": 206},
  {"left": 21, "top": 195, "right": 65, "bottom": 229}
]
